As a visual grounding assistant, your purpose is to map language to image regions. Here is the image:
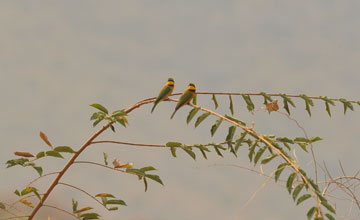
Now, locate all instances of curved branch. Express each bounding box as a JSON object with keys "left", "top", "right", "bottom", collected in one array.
[
  {"left": 27, "top": 172, "right": 60, "bottom": 187},
  {"left": 57, "top": 182, "right": 106, "bottom": 210},
  {"left": 43, "top": 204, "right": 80, "bottom": 219}
]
